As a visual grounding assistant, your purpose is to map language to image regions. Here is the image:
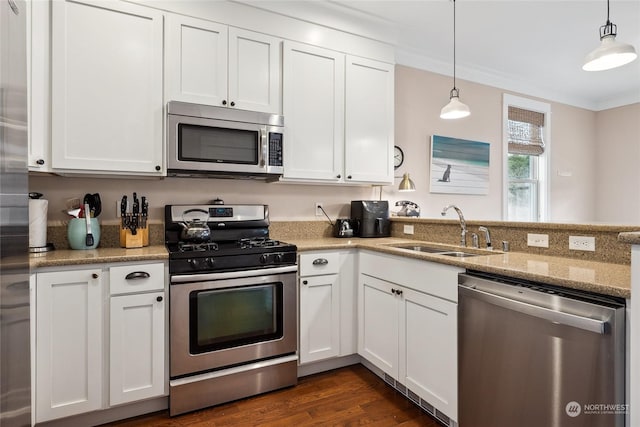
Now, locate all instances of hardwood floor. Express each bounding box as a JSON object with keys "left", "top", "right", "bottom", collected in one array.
[{"left": 104, "top": 364, "right": 441, "bottom": 426}]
